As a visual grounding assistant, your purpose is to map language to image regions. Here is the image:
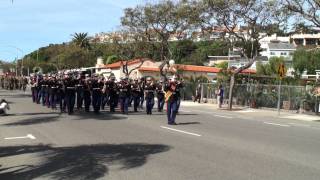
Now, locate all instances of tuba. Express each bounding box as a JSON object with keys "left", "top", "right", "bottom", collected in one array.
[
  {"left": 165, "top": 90, "right": 173, "bottom": 102},
  {"left": 165, "top": 82, "right": 176, "bottom": 102}
]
